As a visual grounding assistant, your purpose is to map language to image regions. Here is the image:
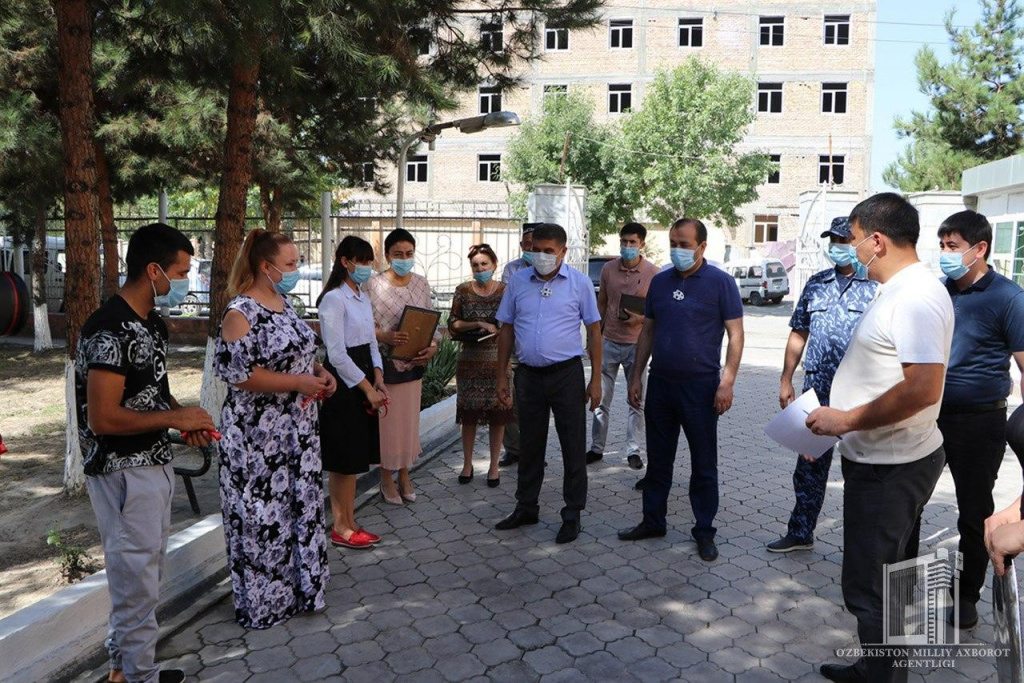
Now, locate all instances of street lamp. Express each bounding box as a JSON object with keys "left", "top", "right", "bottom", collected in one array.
[{"left": 395, "top": 111, "right": 521, "bottom": 230}]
